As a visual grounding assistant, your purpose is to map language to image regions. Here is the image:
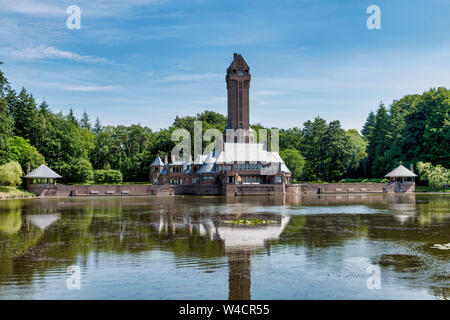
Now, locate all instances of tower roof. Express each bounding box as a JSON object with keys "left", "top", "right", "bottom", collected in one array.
[
  {"left": 151, "top": 156, "right": 165, "bottom": 167},
  {"left": 227, "top": 53, "right": 249, "bottom": 70}
]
